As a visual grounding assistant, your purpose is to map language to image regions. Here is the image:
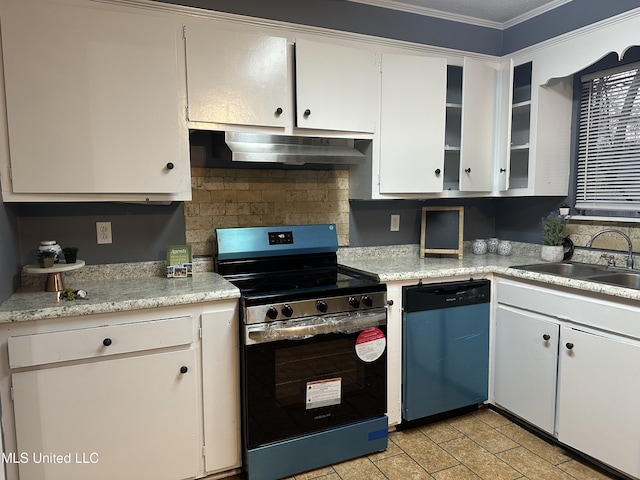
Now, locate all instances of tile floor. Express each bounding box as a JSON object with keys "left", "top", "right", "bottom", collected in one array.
[{"left": 229, "top": 406, "right": 624, "bottom": 480}]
